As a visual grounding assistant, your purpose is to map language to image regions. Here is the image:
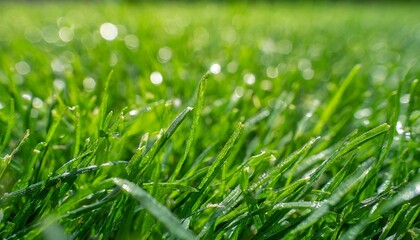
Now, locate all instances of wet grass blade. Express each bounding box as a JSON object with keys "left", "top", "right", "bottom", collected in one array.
[
  {"left": 98, "top": 70, "right": 113, "bottom": 134},
  {"left": 198, "top": 123, "right": 244, "bottom": 190},
  {"left": 341, "top": 174, "right": 420, "bottom": 240},
  {"left": 378, "top": 203, "right": 410, "bottom": 240},
  {"left": 250, "top": 137, "right": 320, "bottom": 191},
  {"left": 132, "top": 107, "right": 193, "bottom": 182},
  {"left": 0, "top": 130, "right": 30, "bottom": 179},
  {"left": 171, "top": 72, "right": 209, "bottom": 181},
  {"left": 286, "top": 158, "right": 375, "bottom": 238},
  {"left": 337, "top": 123, "right": 390, "bottom": 158},
  {"left": 113, "top": 178, "right": 196, "bottom": 240},
  {"left": 314, "top": 64, "right": 361, "bottom": 135},
  {"left": 197, "top": 186, "right": 243, "bottom": 238},
  {"left": 0, "top": 98, "right": 15, "bottom": 154}
]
